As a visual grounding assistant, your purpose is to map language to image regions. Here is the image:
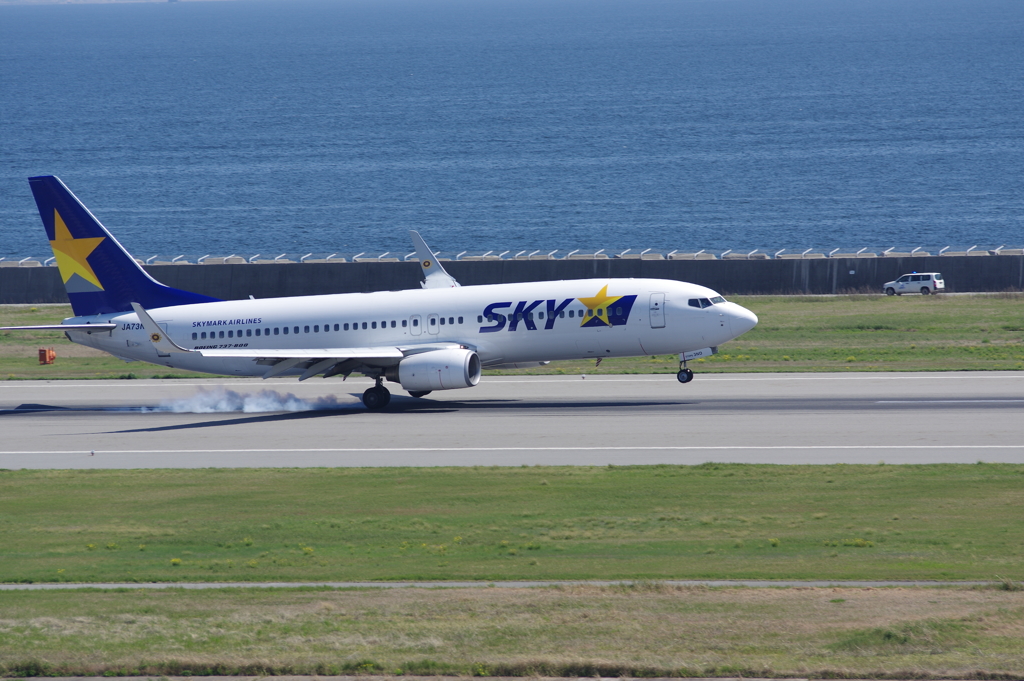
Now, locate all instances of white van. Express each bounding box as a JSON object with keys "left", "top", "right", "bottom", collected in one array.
[{"left": 883, "top": 272, "right": 945, "bottom": 295}]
